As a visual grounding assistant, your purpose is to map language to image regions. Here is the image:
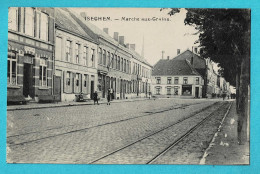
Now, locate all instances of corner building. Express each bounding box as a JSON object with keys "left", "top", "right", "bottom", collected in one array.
[
  {"left": 152, "top": 53, "right": 204, "bottom": 98},
  {"left": 7, "top": 7, "right": 55, "bottom": 101}
]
